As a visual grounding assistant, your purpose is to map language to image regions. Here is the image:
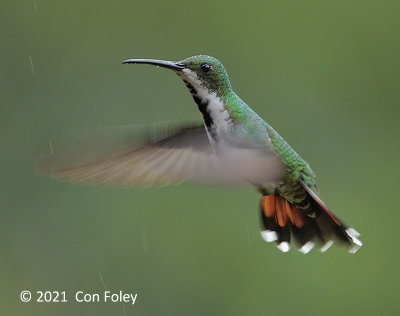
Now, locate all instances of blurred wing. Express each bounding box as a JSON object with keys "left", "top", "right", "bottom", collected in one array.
[{"left": 36, "top": 122, "right": 246, "bottom": 187}]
